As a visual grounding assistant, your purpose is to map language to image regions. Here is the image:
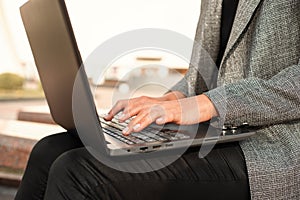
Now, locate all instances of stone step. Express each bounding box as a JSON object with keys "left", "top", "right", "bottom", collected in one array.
[
  {"left": 0, "top": 119, "right": 65, "bottom": 186},
  {"left": 0, "top": 170, "right": 22, "bottom": 187},
  {"left": 17, "top": 106, "right": 55, "bottom": 124}
]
